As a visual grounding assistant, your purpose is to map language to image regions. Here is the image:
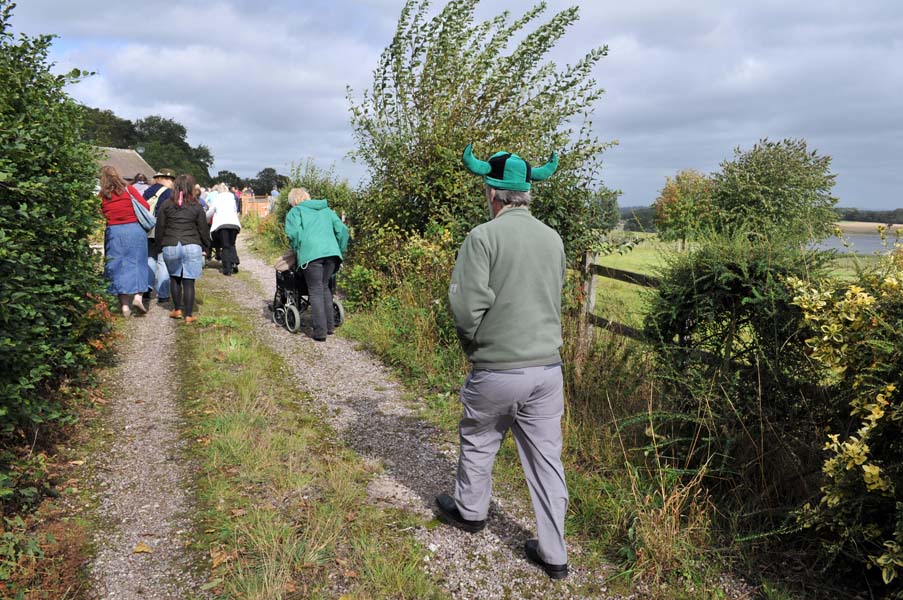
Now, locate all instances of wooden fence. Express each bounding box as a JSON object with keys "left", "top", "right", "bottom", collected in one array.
[
  {"left": 241, "top": 194, "right": 271, "bottom": 217},
  {"left": 581, "top": 251, "right": 660, "bottom": 341}
]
